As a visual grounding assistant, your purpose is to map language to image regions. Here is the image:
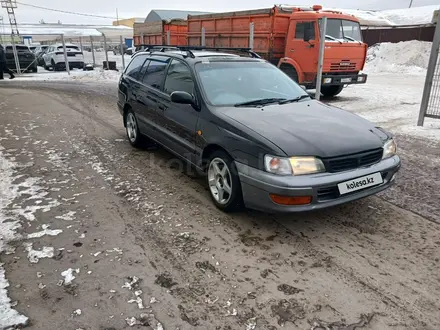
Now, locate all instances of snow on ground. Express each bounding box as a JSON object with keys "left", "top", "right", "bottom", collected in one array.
[
  {"left": 83, "top": 51, "right": 132, "bottom": 71},
  {"left": 338, "top": 41, "right": 440, "bottom": 141},
  {"left": 18, "top": 68, "right": 122, "bottom": 82},
  {"left": 0, "top": 149, "right": 29, "bottom": 328},
  {"left": 364, "top": 40, "right": 432, "bottom": 75}
]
